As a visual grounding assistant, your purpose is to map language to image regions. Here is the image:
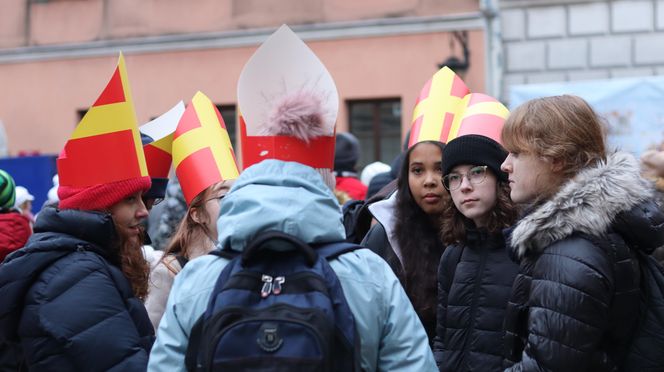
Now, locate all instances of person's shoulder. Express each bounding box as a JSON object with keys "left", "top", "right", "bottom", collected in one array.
[
  {"left": 331, "top": 247, "right": 392, "bottom": 287},
  {"left": 169, "top": 254, "right": 229, "bottom": 301},
  {"left": 539, "top": 234, "right": 614, "bottom": 278}
]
